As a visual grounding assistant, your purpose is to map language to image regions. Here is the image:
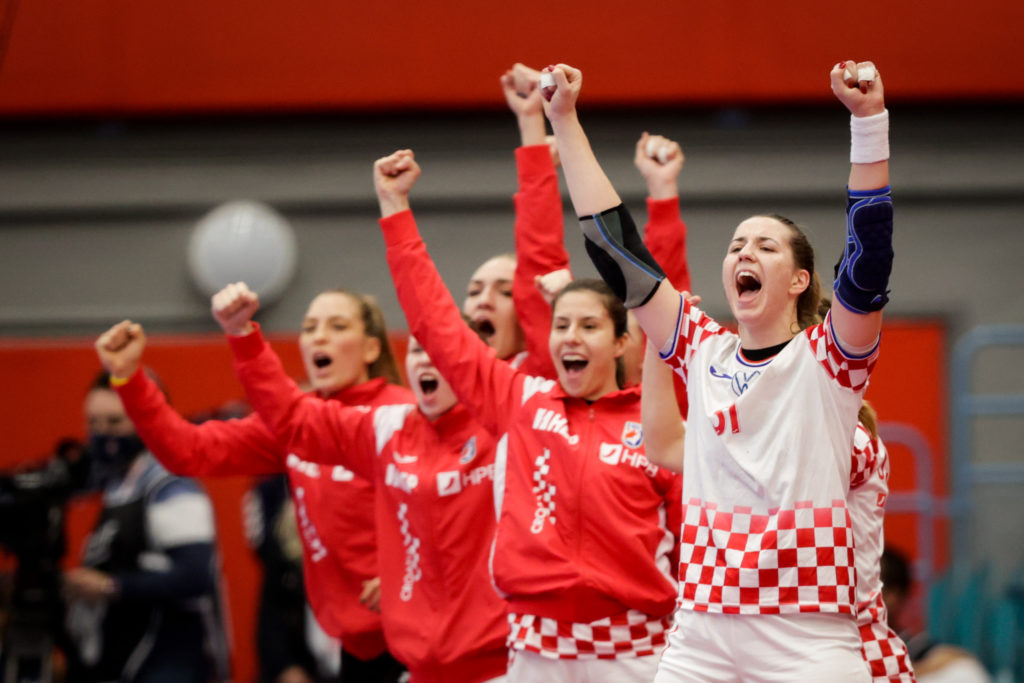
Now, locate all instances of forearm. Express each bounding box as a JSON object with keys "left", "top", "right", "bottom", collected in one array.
[
  {"left": 117, "top": 370, "right": 285, "bottom": 477},
  {"left": 849, "top": 159, "right": 888, "bottom": 192},
  {"left": 640, "top": 343, "right": 685, "bottom": 472},
  {"left": 116, "top": 542, "right": 214, "bottom": 603},
  {"left": 517, "top": 111, "right": 547, "bottom": 147},
  {"left": 549, "top": 112, "right": 622, "bottom": 216}
]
